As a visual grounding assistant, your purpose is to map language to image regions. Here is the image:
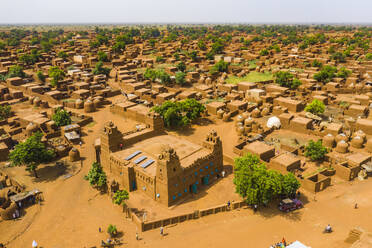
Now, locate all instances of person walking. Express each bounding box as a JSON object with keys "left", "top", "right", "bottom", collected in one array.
[
  {"left": 99, "top": 227, "right": 101, "bottom": 233},
  {"left": 227, "top": 200, "right": 231, "bottom": 209},
  {"left": 160, "top": 226, "right": 164, "bottom": 236},
  {"left": 136, "top": 232, "right": 139, "bottom": 240}
]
